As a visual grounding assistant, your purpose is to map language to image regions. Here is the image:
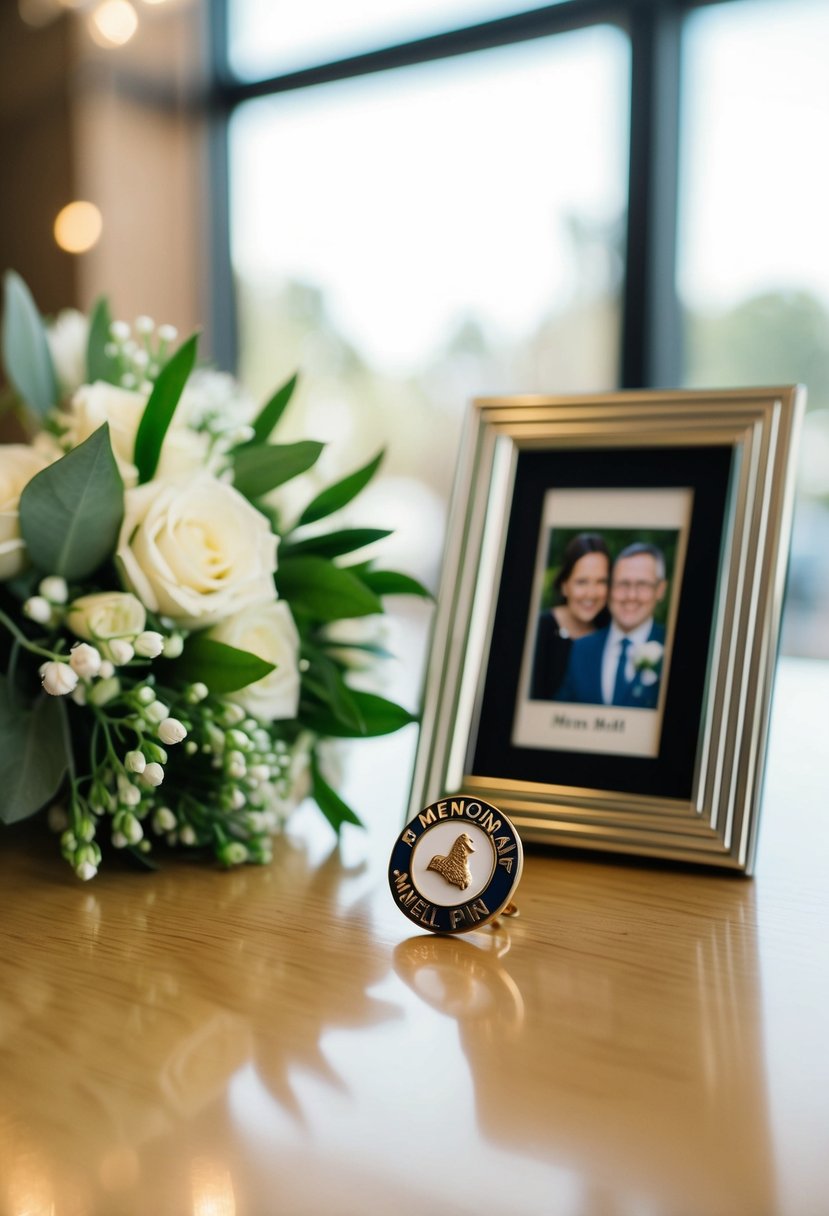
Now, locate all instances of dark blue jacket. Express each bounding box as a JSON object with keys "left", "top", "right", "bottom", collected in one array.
[{"left": 555, "top": 622, "right": 665, "bottom": 708}]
